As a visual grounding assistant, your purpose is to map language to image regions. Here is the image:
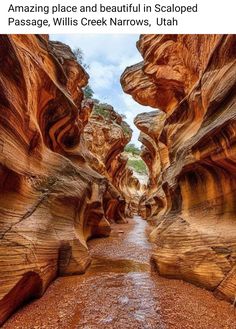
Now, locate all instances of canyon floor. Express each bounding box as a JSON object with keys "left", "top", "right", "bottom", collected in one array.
[{"left": 3, "top": 216, "right": 236, "bottom": 329}]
